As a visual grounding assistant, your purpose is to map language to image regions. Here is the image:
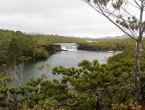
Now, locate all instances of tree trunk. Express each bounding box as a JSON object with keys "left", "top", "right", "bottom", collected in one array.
[
  {"left": 135, "top": 40, "right": 141, "bottom": 103},
  {"left": 13, "top": 59, "right": 21, "bottom": 86}
]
